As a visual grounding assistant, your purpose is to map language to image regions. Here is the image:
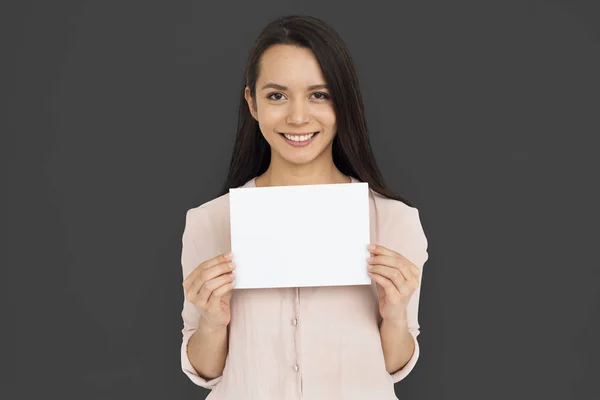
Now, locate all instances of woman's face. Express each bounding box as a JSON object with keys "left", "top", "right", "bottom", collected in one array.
[{"left": 245, "top": 44, "right": 337, "bottom": 167}]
